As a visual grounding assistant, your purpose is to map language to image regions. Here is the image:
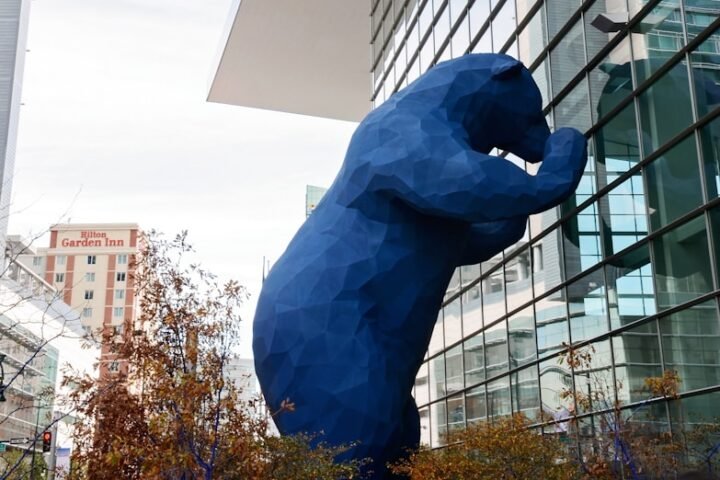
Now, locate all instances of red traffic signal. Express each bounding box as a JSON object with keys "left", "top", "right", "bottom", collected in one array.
[{"left": 42, "top": 431, "right": 51, "bottom": 452}]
